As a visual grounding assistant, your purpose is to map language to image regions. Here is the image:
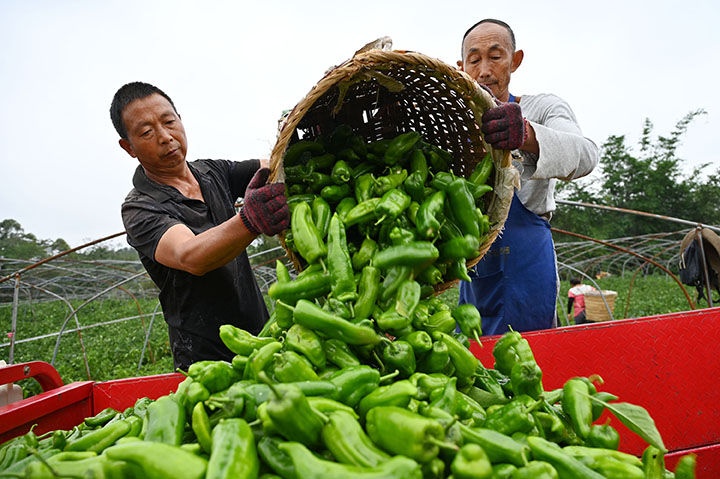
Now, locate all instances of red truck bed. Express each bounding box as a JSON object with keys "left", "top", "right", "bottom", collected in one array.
[{"left": 2, "top": 307, "right": 718, "bottom": 477}]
